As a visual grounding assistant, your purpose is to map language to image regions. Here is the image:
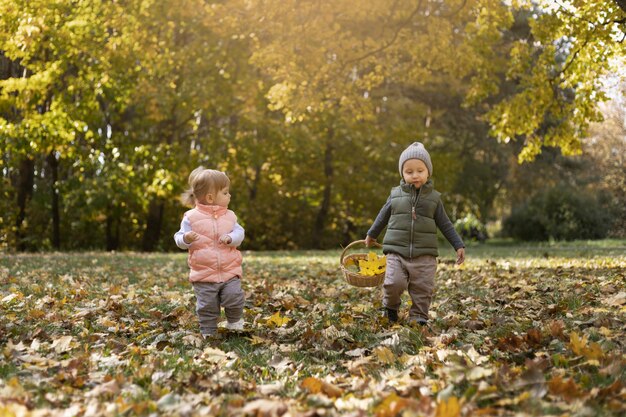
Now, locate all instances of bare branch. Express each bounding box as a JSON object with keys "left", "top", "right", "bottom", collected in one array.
[{"left": 342, "top": 0, "right": 424, "bottom": 67}]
